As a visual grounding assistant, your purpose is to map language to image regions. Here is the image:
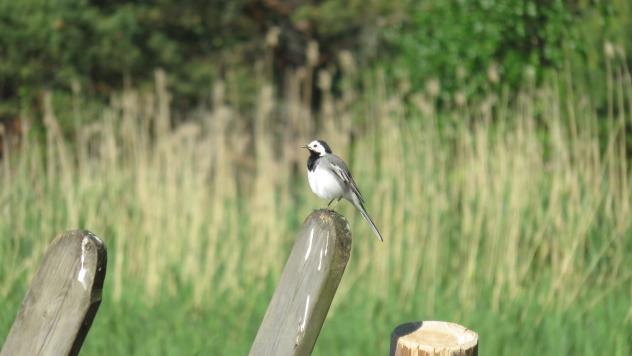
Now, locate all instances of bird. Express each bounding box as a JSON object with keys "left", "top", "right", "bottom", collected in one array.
[{"left": 301, "top": 139, "right": 384, "bottom": 242}]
